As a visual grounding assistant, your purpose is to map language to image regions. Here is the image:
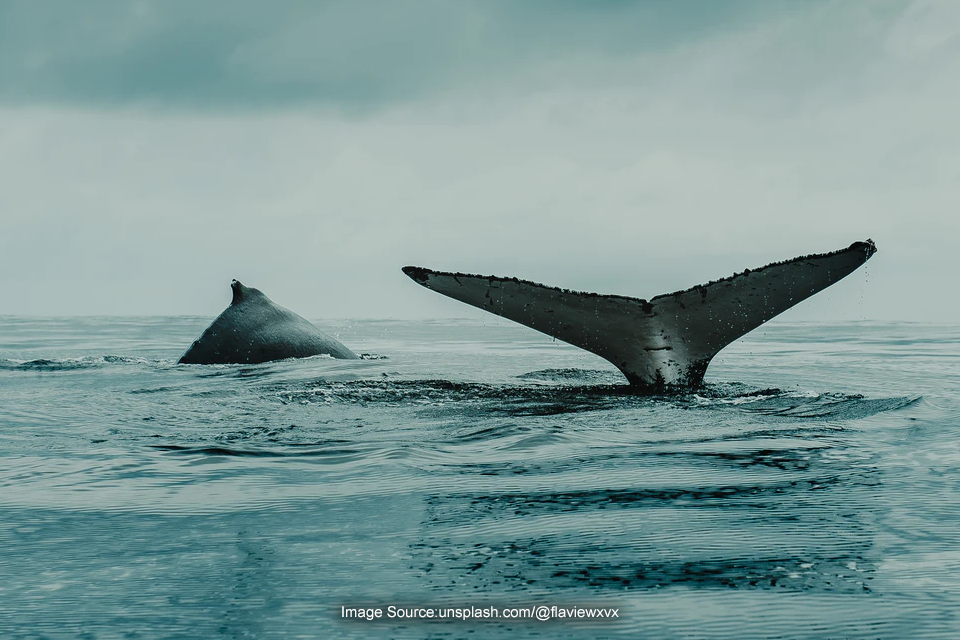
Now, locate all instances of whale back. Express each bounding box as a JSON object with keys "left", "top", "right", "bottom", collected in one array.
[
  {"left": 403, "top": 240, "right": 876, "bottom": 388},
  {"left": 178, "top": 280, "right": 357, "bottom": 364}
]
